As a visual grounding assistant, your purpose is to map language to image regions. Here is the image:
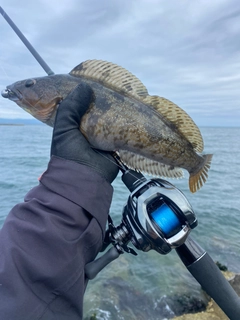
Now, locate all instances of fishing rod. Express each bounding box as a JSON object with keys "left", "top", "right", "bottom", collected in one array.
[
  {"left": 0, "top": 6, "right": 54, "bottom": 76},
  {"left": 2, "top": 7, "right": 240, "bottom": 319}
]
